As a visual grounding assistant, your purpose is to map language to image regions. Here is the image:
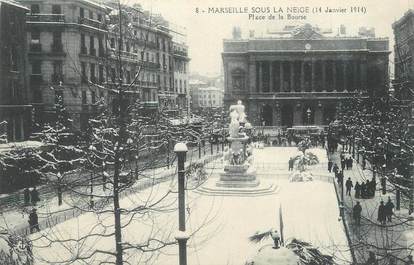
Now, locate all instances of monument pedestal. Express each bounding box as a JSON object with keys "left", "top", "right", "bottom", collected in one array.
[{"left": 216, "top": 164, "right": 259, "bottom": 188}]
